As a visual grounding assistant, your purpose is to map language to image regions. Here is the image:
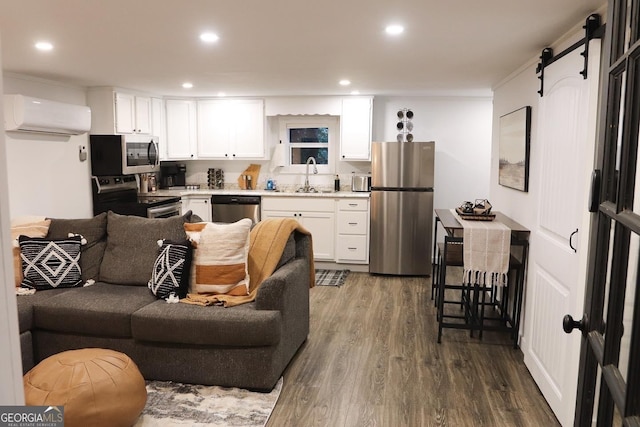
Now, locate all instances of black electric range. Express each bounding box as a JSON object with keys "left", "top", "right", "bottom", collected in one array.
[{"left": 92, "top": 175, "right": 182, "bottom": 218}]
